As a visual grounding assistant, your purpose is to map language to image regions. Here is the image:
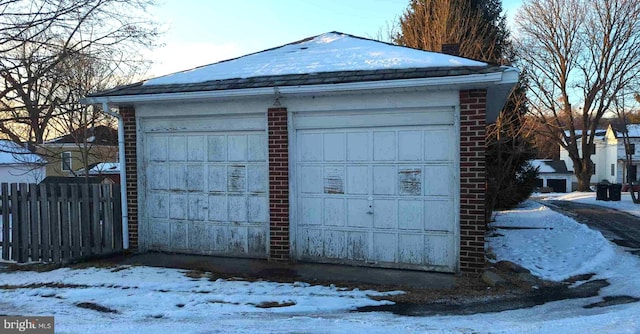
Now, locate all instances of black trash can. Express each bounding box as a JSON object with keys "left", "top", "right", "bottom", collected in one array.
[
  {"left": 609, "top": 183, "right": 622, "bottom": 201},
  {"left": 596, "top": 183, "right": 609, "bottom": 201}
]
